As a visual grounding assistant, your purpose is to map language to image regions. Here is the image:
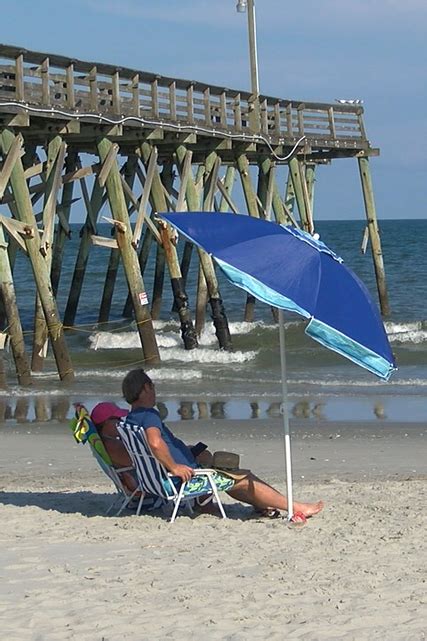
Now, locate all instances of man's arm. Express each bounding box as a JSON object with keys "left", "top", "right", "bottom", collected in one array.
[{"left": 145, "top": 426, "right": 194, "bottom": 482}]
